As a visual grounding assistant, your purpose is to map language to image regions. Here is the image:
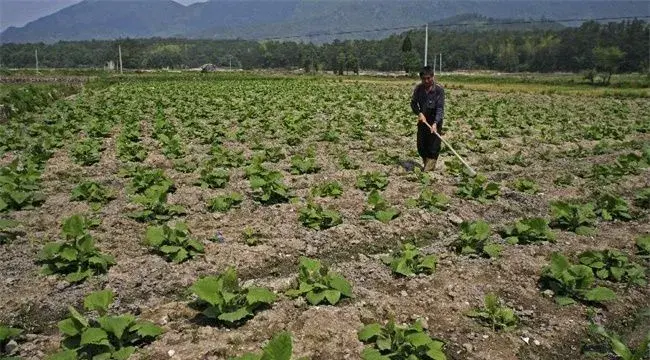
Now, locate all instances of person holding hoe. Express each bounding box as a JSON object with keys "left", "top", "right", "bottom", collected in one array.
[{"left": 411, "top": 65, "right": 444, "bottom": 172}]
